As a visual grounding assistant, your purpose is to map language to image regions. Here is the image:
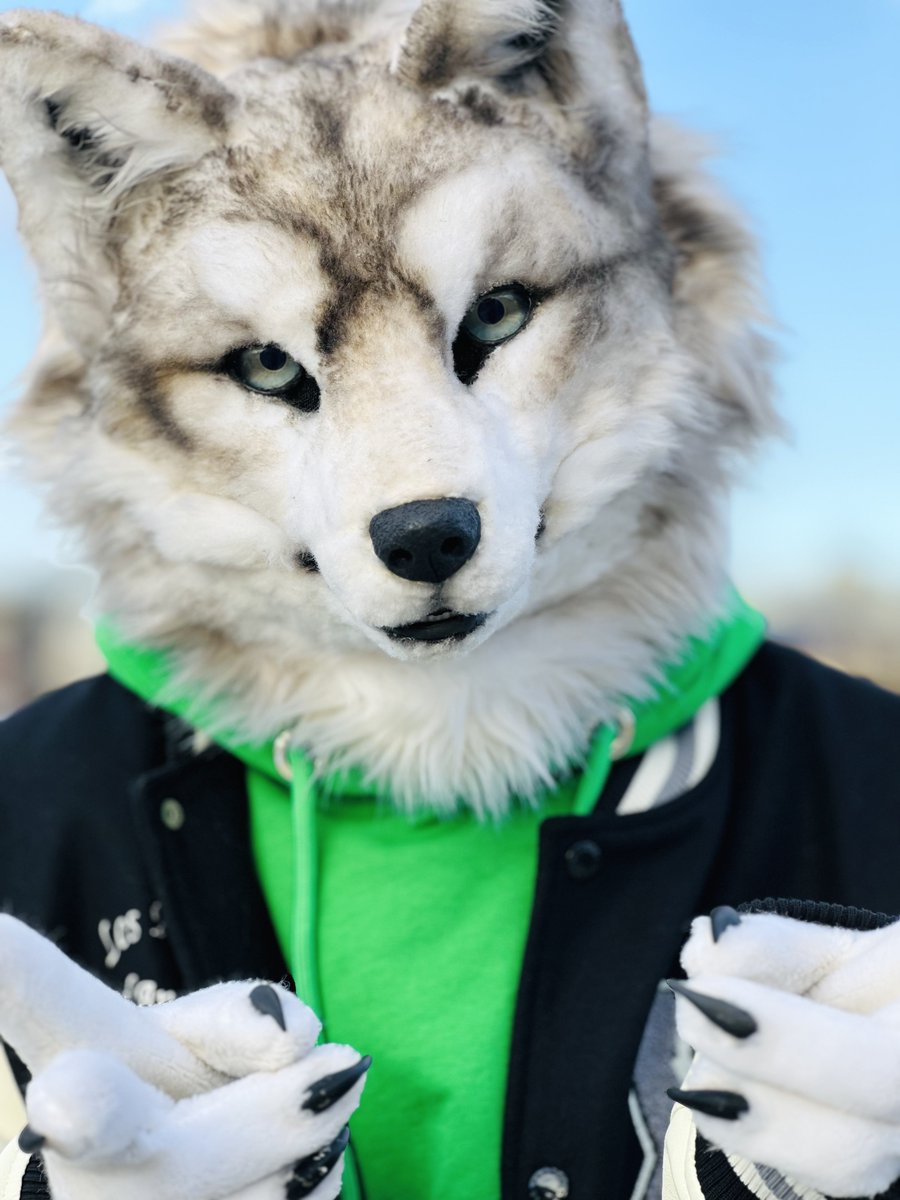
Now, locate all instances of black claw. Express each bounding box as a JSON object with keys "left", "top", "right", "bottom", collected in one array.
[
  {"left": 302, "top": 1055, "right": 372, "bottom": 1113},
  {"left": 286, "top": 1127, "right": 350, "bottom": 1199},
  {"left": 667, "top": 980, "right": 757, "bottom": 1039},
  {"left": 249, "top": 983, "right": 287, "bottom": 1031},
  {"left": 710, "top": 906, "right": 742, "bottom": 942},
  {"left": 17, "top": 1126, "right": 45, "bottom": 1155},
  {"left": 667, "top": 1087, "right": 749, "bottom": 1121}
]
